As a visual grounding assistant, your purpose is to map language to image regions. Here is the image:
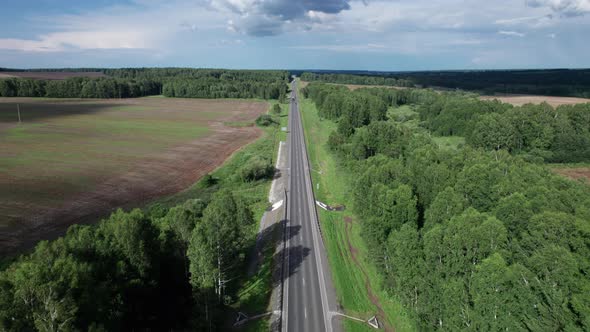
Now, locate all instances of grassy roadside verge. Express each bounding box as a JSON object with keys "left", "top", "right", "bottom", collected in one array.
[
  {"left": 146, "top": 100, "right": 289, "bottom": 331},
  {"left": 297, "top": 85, "right": 416, "bottom": 332},
  {"left": 230, "top": 101, "right": 289, "bottom": 331}
]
